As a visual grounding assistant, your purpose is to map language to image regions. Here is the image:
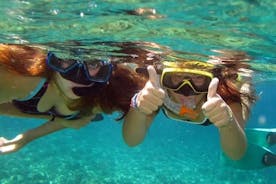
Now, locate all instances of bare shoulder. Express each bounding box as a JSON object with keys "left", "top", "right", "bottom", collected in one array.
[
  {"left": 0, "top": 103, "right": 22, "bottom": 116},
  {"left": 0, "top": 70, "right": 43, "bottom": 103}
]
